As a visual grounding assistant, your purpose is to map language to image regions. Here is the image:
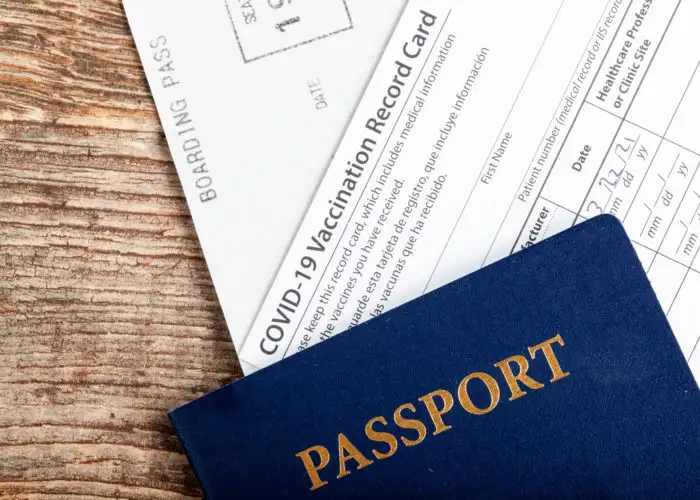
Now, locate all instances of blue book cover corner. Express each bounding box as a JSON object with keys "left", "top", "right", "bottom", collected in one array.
[{"left": 169, "top": 215, "right": 700, "bottom": 498}]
